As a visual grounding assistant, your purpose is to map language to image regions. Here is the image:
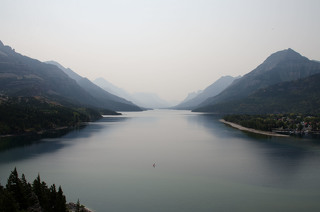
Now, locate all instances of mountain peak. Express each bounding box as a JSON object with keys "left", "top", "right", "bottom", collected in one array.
[
  {"left": 276, "top": 48, "right": 302, "bottom": 57},
  {"left": 0, "top": 41, "right": 16, "bottom": 56},
  {"left": 253, "top": 48, "right": 308, "bottom": 74},
  {"left": 194, "top": 48, "right": 320, "bottom": 112},
  {"left": 264, "top": 48, "right": 306, "bottom": 64}
]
